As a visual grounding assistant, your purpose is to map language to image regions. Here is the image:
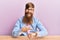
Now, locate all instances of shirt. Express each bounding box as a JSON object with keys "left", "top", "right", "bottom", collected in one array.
[{"left": 12, "top": 16, "right": 48, "bottom": 37}]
